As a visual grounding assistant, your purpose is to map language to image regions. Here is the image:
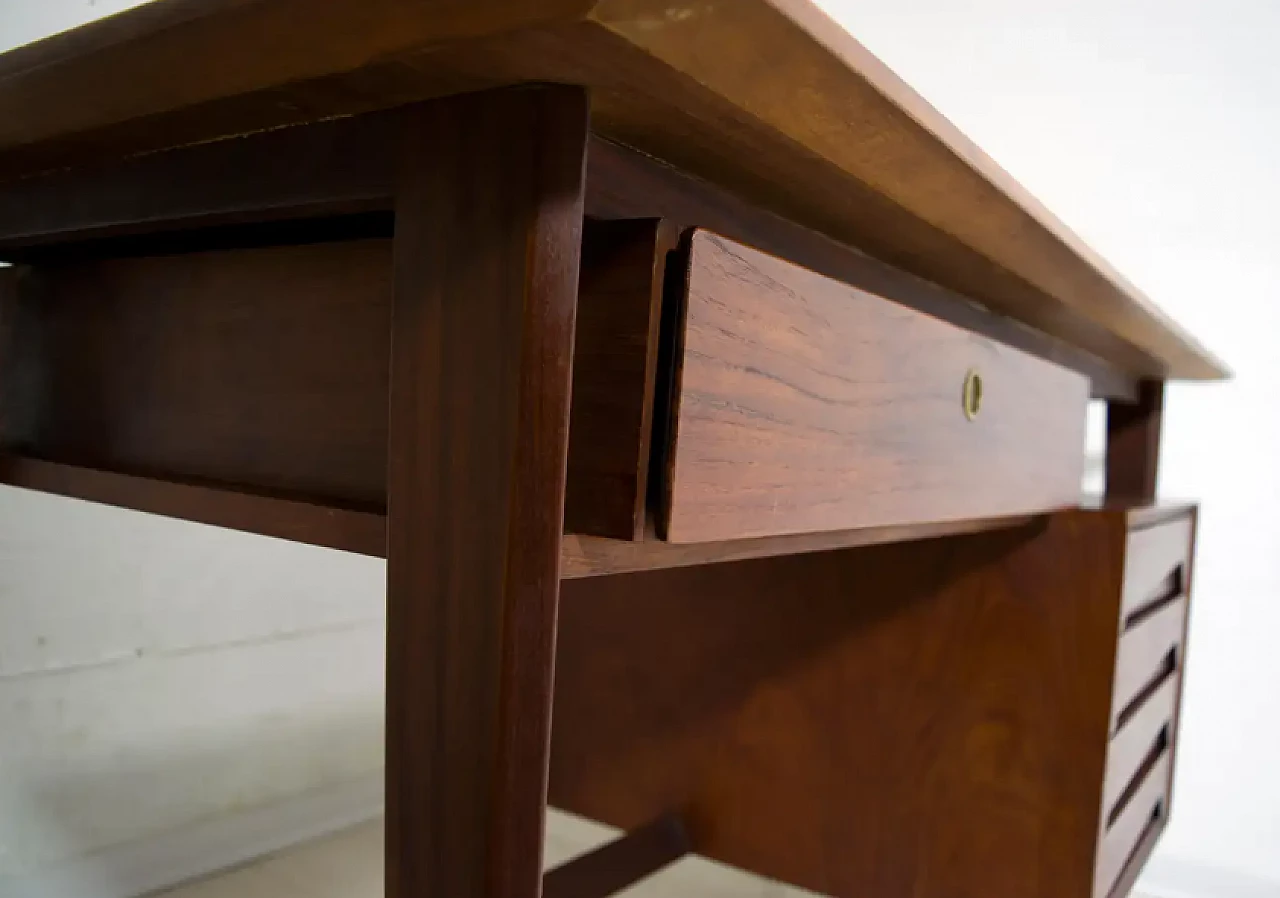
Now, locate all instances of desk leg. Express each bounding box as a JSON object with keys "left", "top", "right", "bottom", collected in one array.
[
  {"left": 1106, "top": 379, "right": 1165, "bottom": 502},
  {"left": 385, "top": 86, "right": 589, "bottom": 898}
]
